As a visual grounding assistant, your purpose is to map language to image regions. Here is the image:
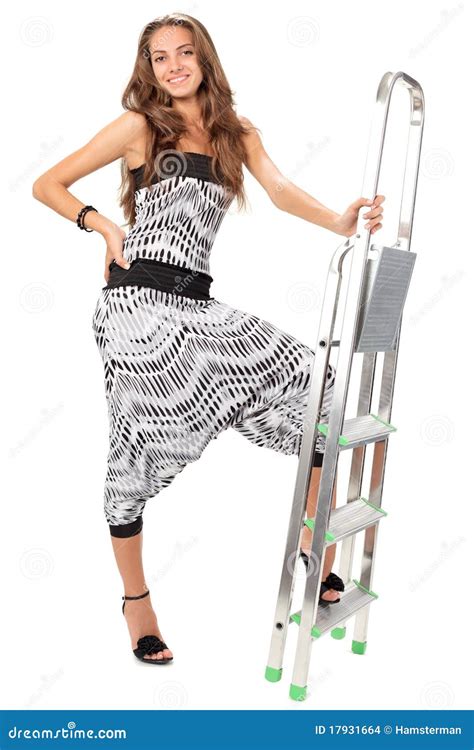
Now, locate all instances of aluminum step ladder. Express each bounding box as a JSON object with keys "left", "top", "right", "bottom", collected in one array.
[{"left": 264, "top": 71, "right": 425, "bottom": 702}]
